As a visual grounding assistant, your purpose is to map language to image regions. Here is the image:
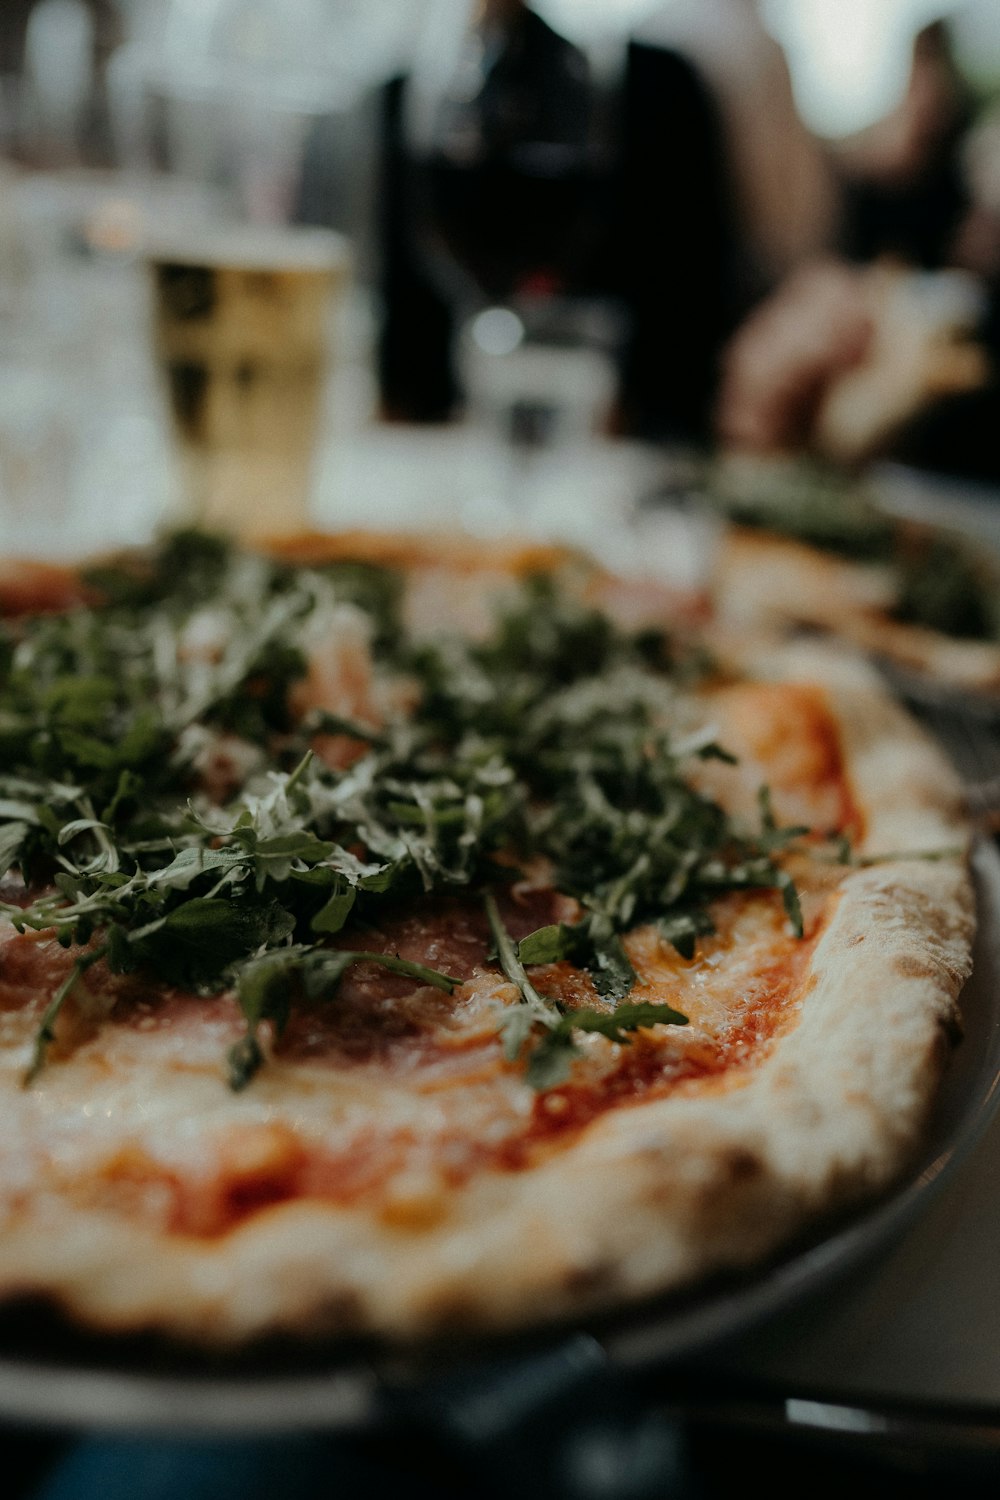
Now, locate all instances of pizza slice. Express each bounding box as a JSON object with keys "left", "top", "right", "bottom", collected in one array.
[{"left": 700, "top": 455, "right": 1000, "bottom": 694}]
